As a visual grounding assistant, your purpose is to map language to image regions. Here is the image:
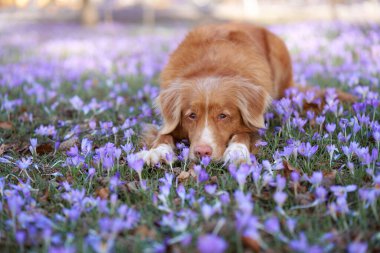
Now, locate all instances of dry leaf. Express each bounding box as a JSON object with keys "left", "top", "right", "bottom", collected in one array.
[
  {"left": 295, "top": 193, "right": 314, "bottom": 205},
  {"left": 0, "top": 121, "right": 13, "bottom": 130},
  {"left": 39, "top": 189, "right": 50, "bottom": 203},
  {"left": 172, "top": 167, "right": 182, "bottom": 175},
  {"left": 134, "top": 225, "right": 156, "bottom": 239},
  {"left": 96, "top": 188, "right": 109, "bottom": 199},
  {"left": 126, "top": 181, "right": 139, "bottom": 193},
  {"left": 322, "top": 170, "right": 337, "bottom": 188},
  {"left": 210, "top": 176, "right": 218, "bottom": 184},
  {"left": 173, "top": 197, "right": 181, "bottom": 206},
  {"left": 36, "top": 143, "right": 54, "bottom": 155},
  {"left": 66, "top": 174, "right": 74, "bottom": 184},
  {"left": 282, "top": 160, "right": 302, "bottom": 179},
  {"left": 17, "top": 142, "right": 30, "bottom": 154},
  {"left": 188, "top": 166, "right": 196, "bottom": 178},
  {"left": 242, "top": 236, "right": 260, "bottom": 252},
  {"left": 0, "top": 144, "right": 6, "bottom": 156},
  {"left": 59, "top": 136, "right": 79, "bottom": 151},
  {"left": 177, "top": 171, "right": 190, "bottom": 182}
]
